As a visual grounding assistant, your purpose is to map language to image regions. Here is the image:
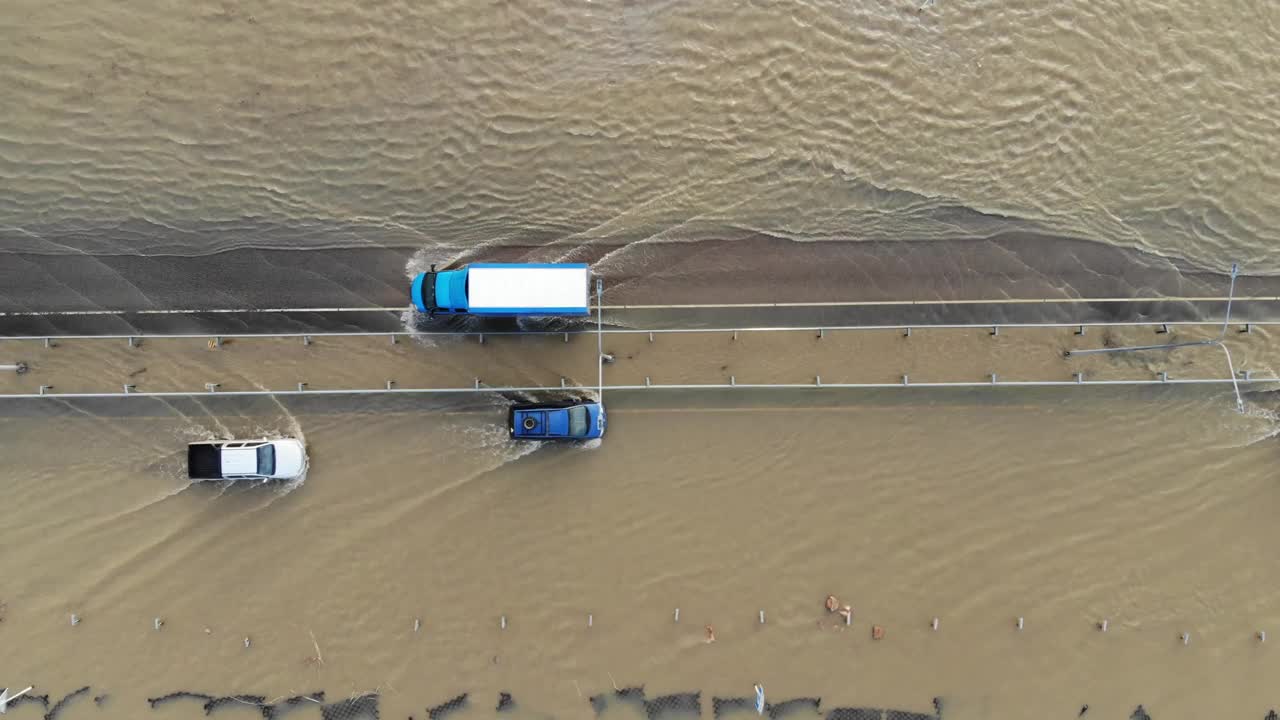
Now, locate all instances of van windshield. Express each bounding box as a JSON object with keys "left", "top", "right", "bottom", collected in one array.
[
  {"left": 568, "top": 406, "right": 589, "bottom": 437},
  {"left": 256, "top": 444, "right": 276, "bottom": 475}
]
